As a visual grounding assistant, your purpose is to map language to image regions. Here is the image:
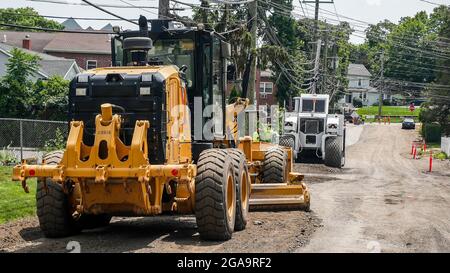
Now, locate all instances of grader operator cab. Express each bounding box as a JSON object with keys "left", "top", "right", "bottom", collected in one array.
[{"left": 12, "top": 16, "right": 310, "bottom": 241}]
